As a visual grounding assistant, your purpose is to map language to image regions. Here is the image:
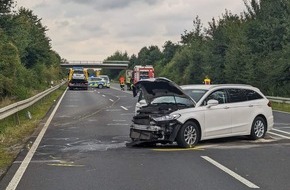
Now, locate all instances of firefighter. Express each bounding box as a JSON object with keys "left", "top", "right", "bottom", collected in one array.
[{"left": 119, "top": 76, "right": 125, "bottom": 90}]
